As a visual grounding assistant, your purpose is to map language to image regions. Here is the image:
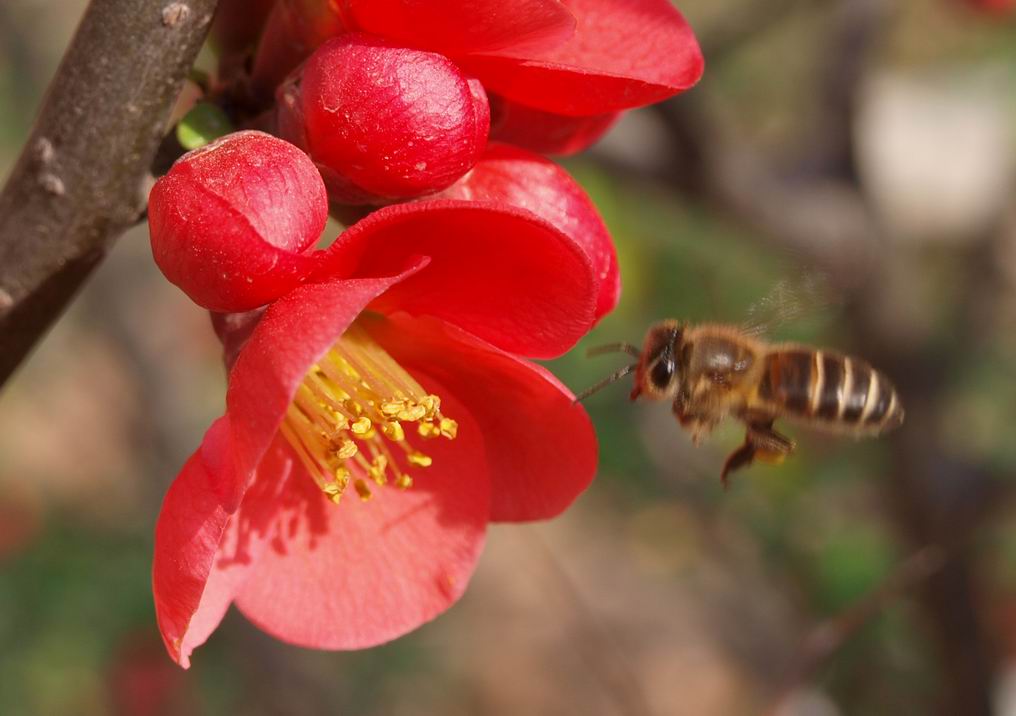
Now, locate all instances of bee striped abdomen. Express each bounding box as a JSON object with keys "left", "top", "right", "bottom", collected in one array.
[{"left": 758, "top": 349, "right": 903, "bottom": 434}]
